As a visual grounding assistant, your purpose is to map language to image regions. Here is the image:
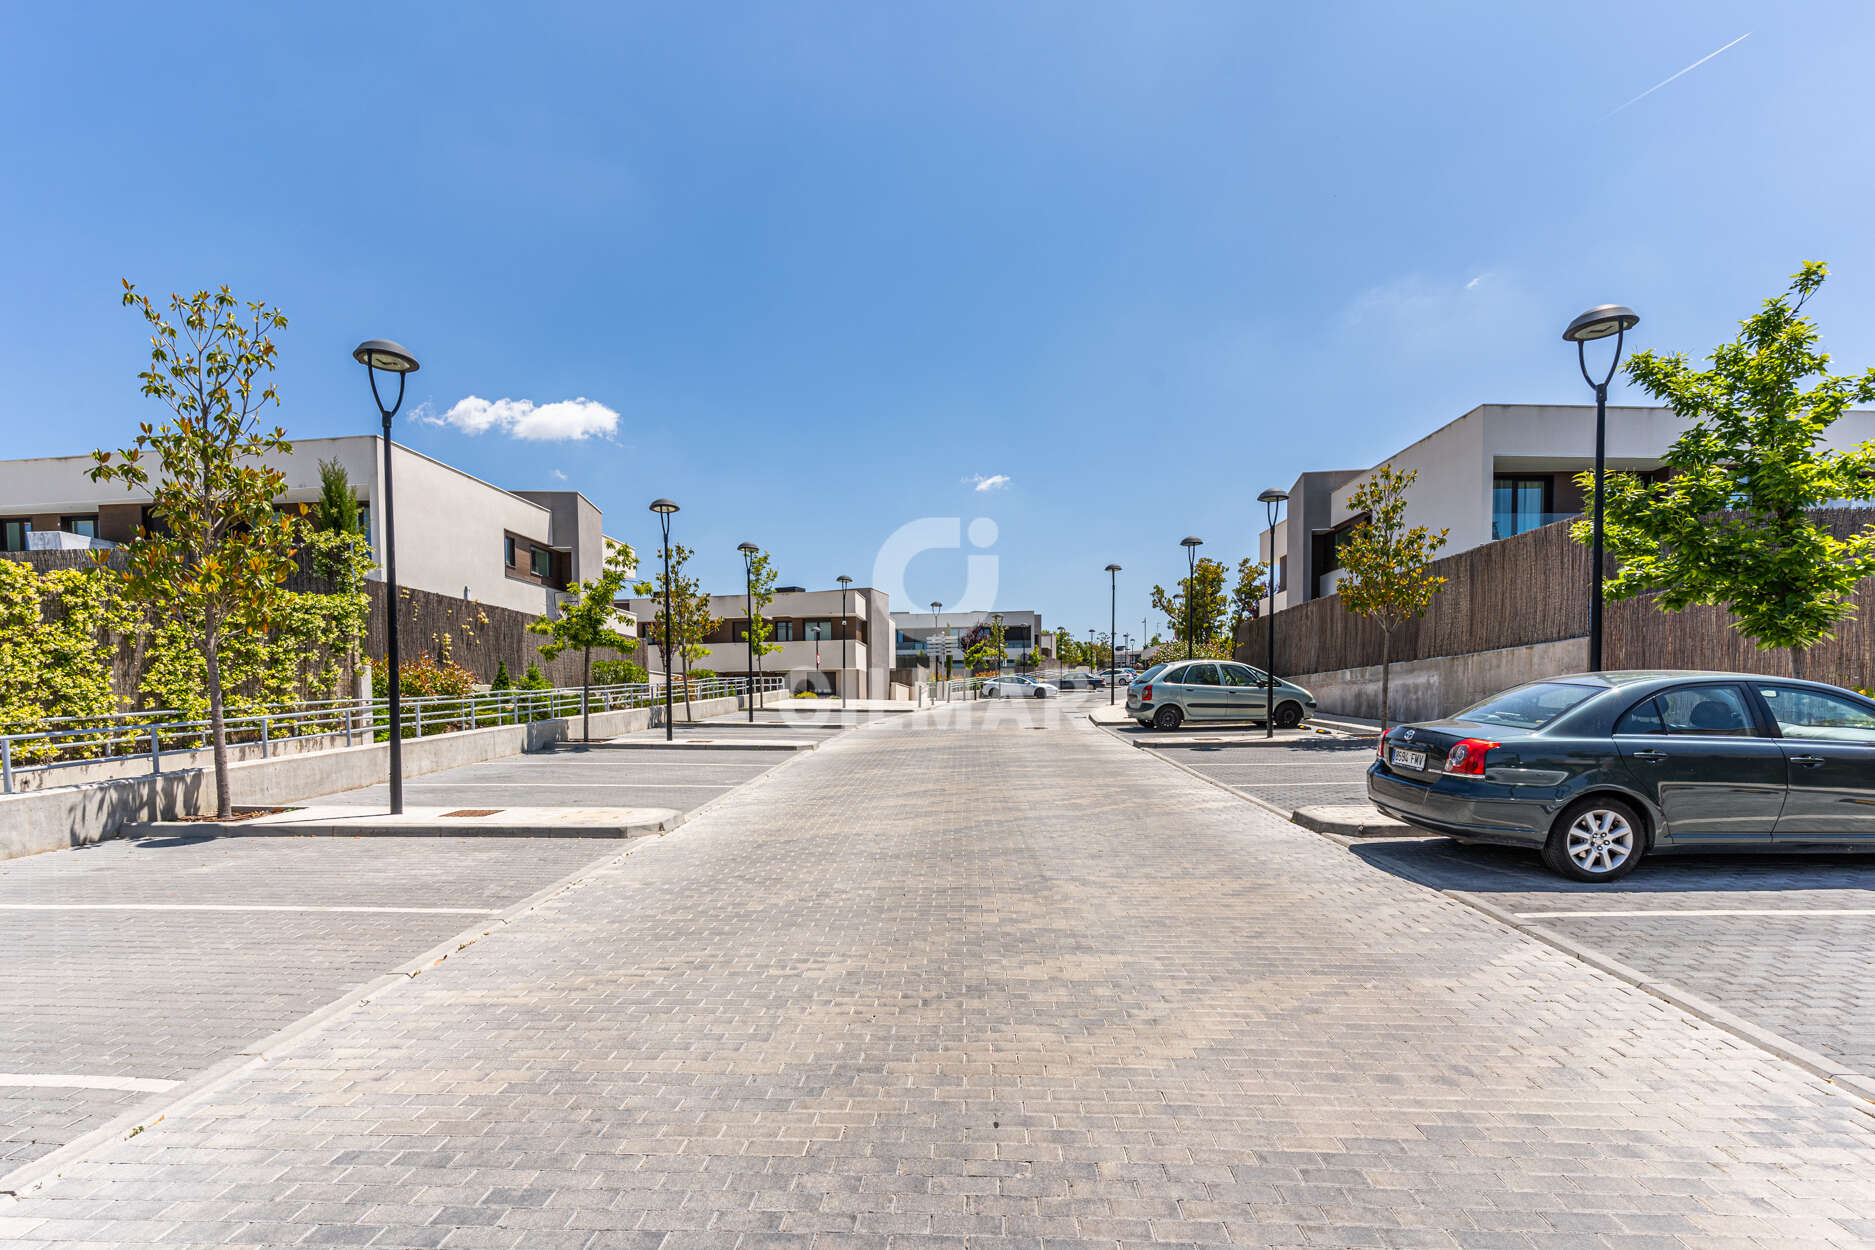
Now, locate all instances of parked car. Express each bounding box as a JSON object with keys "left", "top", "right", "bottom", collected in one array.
[
  {"left": 1367, "top": 671, "right": 1875, "bottom": 882},
  {"left": 981, "top": 675, "right": 1058, "bottom": 698},
  {"left": 1055, "top": 671, "right": 1102, "bottom": 690},
  {"left": 1098, "top": 668, "right": 1135, "bottom": 685},
  {"left": 1126, "top": 660, "right": 1316, "bottom": 730}
]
